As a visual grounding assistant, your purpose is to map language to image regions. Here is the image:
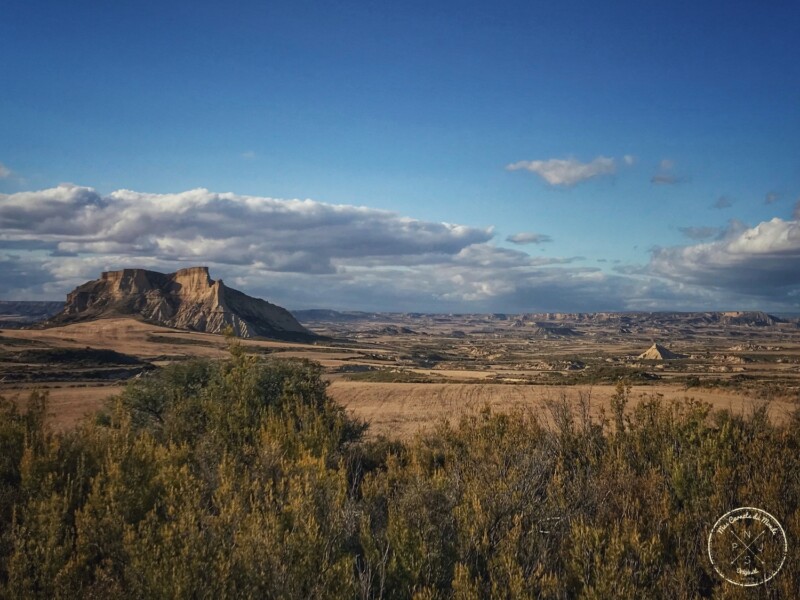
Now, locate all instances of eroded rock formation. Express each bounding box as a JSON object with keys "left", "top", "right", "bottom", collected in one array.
[
  {"left": 637, "top": 343, "right": 687, "bottom": 360},
  {"left": 46, "top": 267, "right": 316, "bottom": 341}
]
